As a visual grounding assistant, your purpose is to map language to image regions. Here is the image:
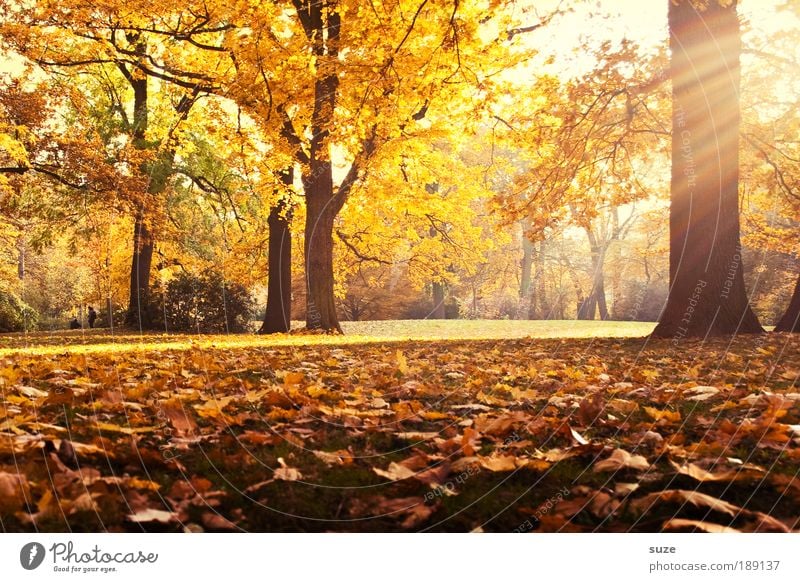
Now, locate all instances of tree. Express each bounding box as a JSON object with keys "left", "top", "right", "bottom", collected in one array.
[
  {"left": 260, "top": 168, "right": 293, "bottom": 333},
  {"left": 652, "top": 0, "right": 763, "bottom": 338}
]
